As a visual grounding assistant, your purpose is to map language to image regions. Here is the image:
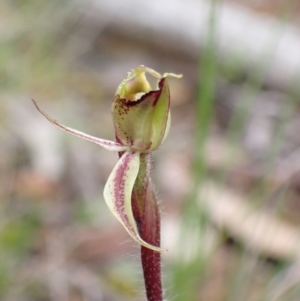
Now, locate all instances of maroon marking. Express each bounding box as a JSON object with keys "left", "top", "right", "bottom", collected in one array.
[
  {"left": 153, "top": 78, "right": 168, "bottom": 106},
  {"left": 115, "top": 90, "right": 161, "bottom": 108},
  {"left": 112, "top": 152, "right": 136, "bottom": 232}
]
